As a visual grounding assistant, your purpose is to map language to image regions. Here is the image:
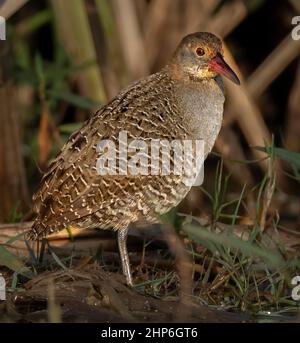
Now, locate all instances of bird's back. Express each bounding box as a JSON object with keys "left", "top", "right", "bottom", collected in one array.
[{"left": 29, "top": 69, "right": 199, "bottom": 238}]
